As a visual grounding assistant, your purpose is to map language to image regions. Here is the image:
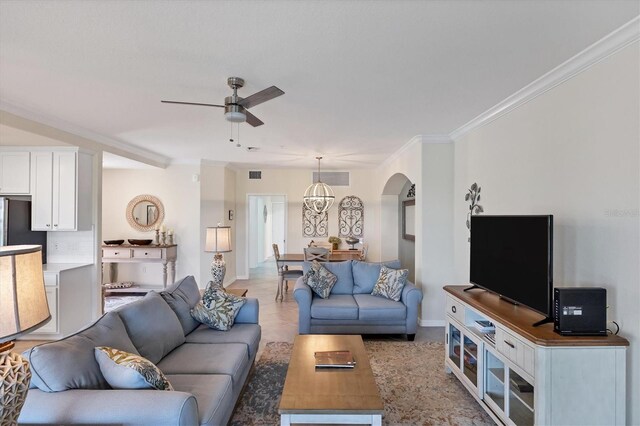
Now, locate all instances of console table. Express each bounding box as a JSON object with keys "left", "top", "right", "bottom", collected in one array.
[
  {"left": 102, "top": 244, "right": 177, "bottom": 288},
  {"left": 444, "top": 285, "right": 628, "bottom": 425}
]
